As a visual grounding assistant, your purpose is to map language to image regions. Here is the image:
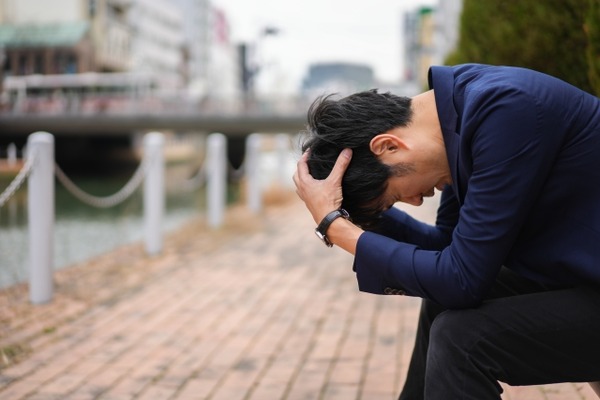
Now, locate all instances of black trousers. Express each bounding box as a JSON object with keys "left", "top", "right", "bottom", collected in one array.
[{"left": 398, "top": 268, "right": 600, "bottom": 400}]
